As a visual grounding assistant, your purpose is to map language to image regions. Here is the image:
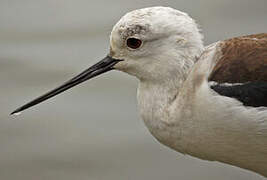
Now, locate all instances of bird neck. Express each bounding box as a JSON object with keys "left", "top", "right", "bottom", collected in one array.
[
  {"left": 136, "top": 44, "right": 204, "bottom": 152},
  {"left": 136, "top": 54, "right": 196, "bottom": 133},
  {"left": 137, "top": 45, "right": 201, "bottom": 103},
  {"left": 137, "top": 69, "right": 187, "bottom": 152}
]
